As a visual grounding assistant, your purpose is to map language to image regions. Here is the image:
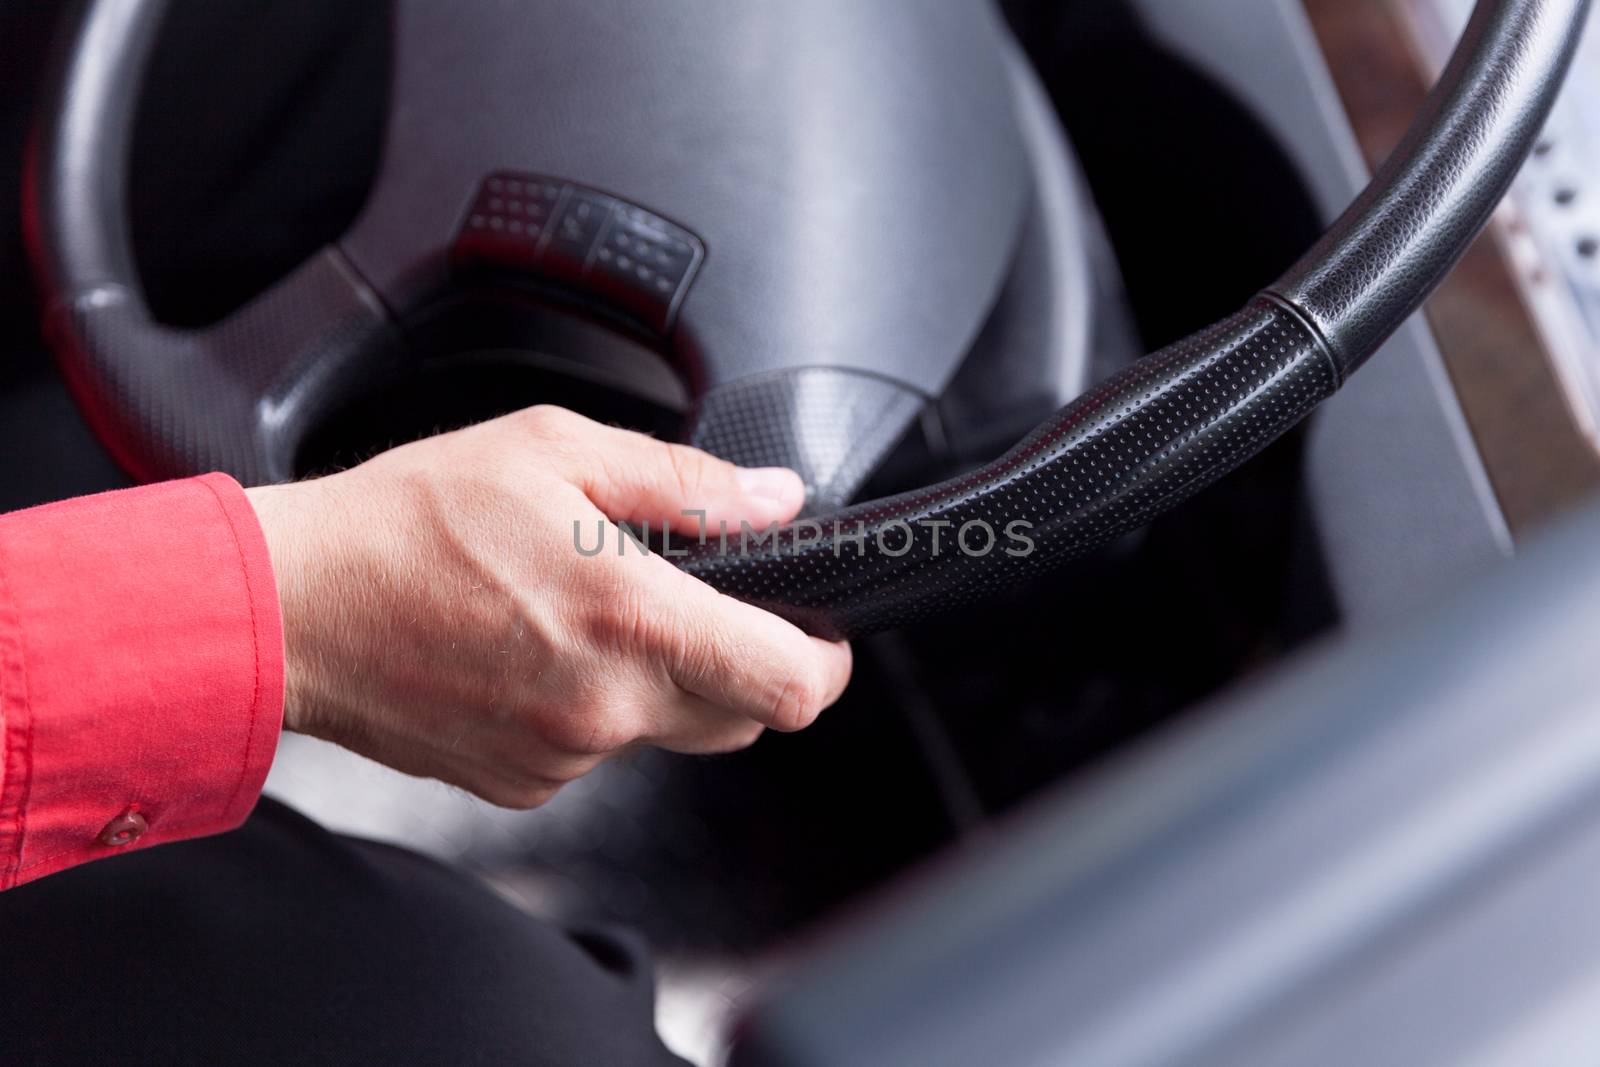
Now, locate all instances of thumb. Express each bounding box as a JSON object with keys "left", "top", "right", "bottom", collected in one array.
[{"left": 554, "top": 413, "right": 806, "bottom": 532}]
